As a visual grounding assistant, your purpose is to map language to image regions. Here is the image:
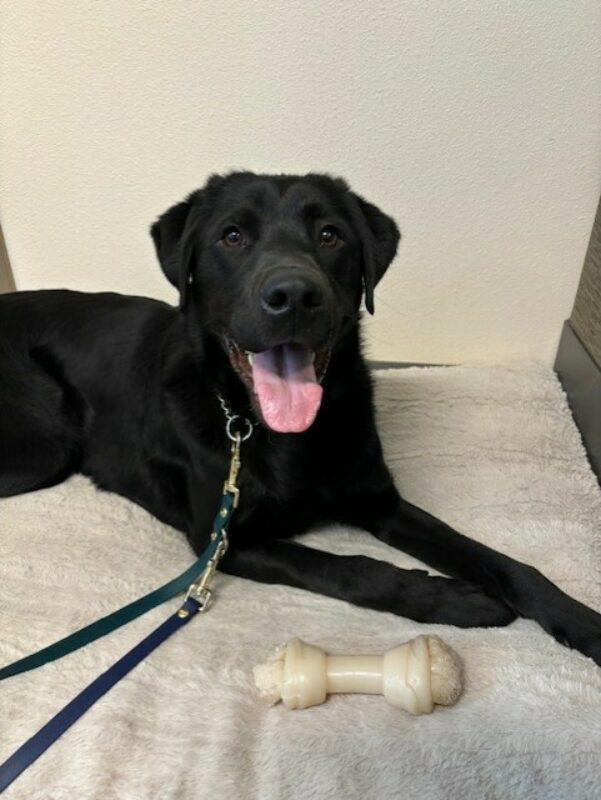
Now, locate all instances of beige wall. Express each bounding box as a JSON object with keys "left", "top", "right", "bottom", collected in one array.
[{"left": 1, "top": 1, "right": 600, "bottom": 364}]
